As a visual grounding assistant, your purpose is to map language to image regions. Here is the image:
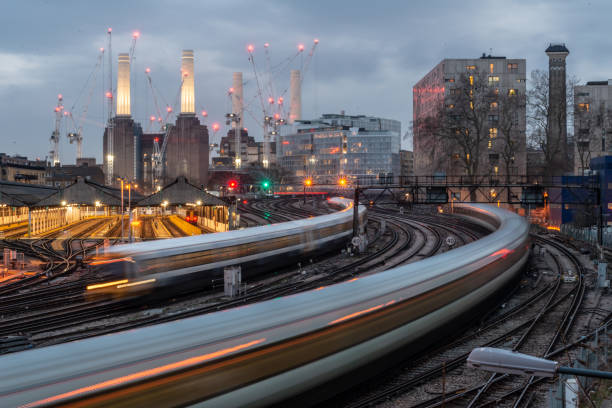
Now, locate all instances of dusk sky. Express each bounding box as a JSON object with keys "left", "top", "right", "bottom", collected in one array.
[{"left": 1, "top": 0, "right": 610, "bottom": 164}]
